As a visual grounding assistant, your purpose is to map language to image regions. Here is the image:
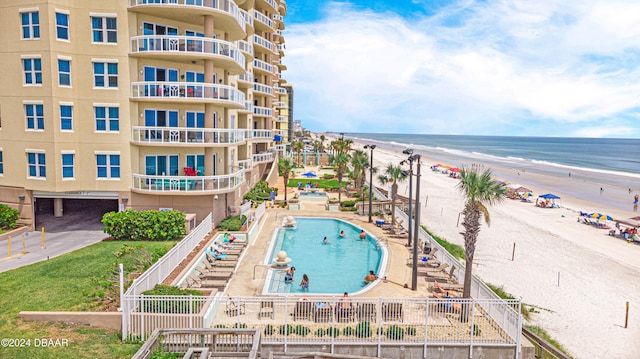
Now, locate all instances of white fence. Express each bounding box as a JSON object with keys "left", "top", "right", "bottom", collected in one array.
[{"left": 122, "top": 213, "right": 213, "bottom": 339}]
